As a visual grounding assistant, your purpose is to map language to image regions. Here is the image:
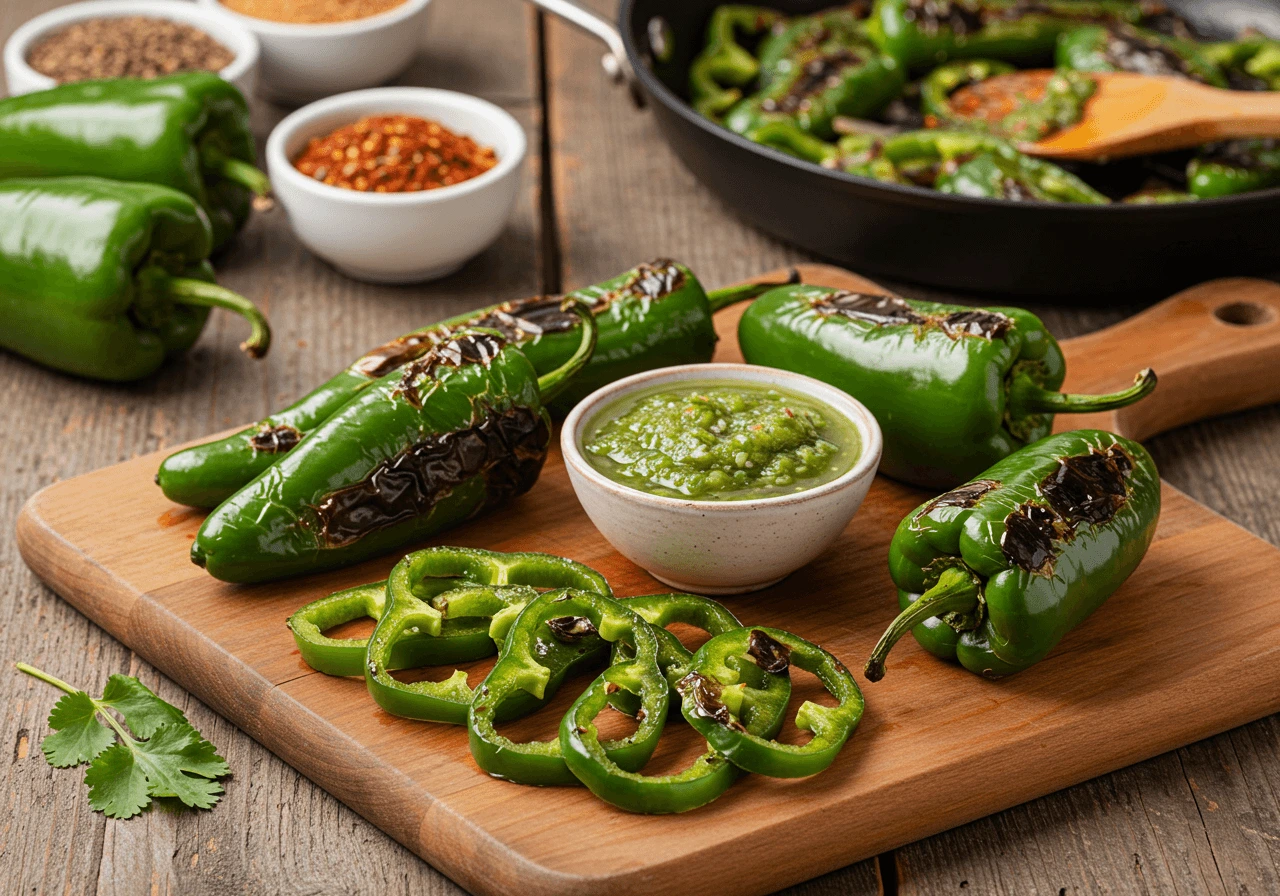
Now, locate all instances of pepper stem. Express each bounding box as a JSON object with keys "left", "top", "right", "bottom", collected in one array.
[
  {"left": 15, "top": 662, "right": 79, "bottom": 696},
  {"left": 168, "top": 277, "right": 272, "bottom": 358},
  {"left": 705, "top": 268, "right": 802, "bottom": 313},
  {"left": 535, "top": 298, "right": 597, "bottom": 404},
  {"left": 204, "top": 147, "right": 272, "bottom": 197},
  {"left": 864, "top": 568, "right": 981, "bottom": 683},
  {"left": 1009, "top": 368, "right": 1157, "bottom": 417}
]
